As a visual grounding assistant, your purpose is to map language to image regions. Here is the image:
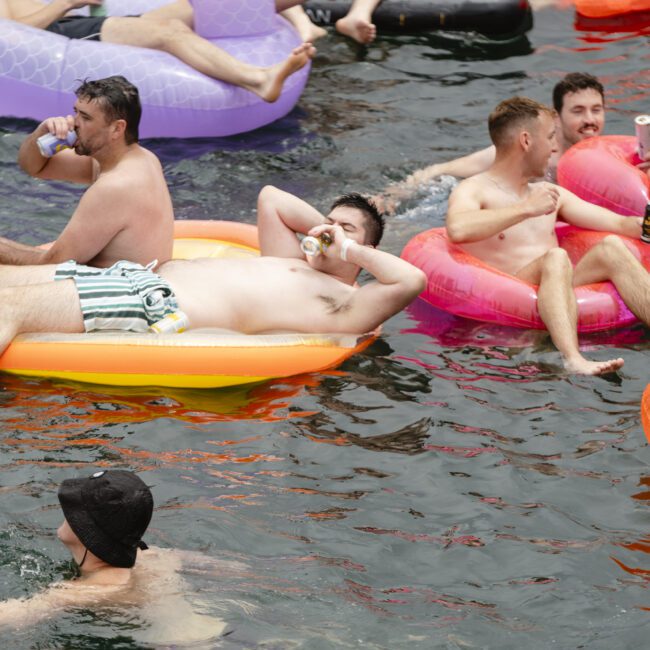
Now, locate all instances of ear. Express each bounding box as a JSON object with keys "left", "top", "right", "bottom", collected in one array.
[
  {"left": 519, "top": 129, "right": 532, "bottom": 151},
  {"left": 111, "top": 119, "right": 127, "bottom": 141}
]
